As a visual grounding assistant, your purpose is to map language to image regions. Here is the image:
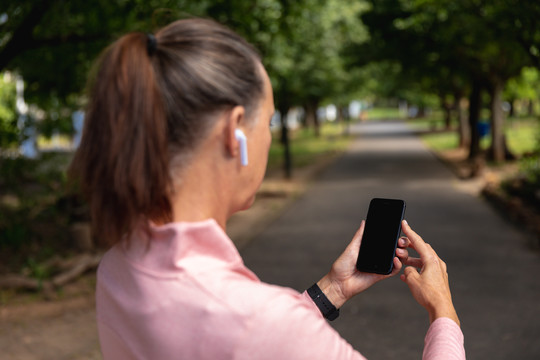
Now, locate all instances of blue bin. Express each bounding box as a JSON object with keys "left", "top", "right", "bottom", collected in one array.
[{"left": 478, "top": 122, "right": 490, "bottom": 138}]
